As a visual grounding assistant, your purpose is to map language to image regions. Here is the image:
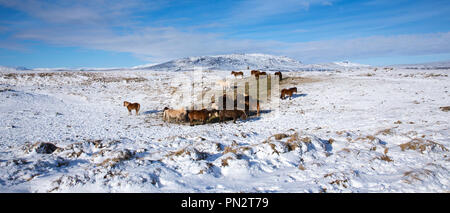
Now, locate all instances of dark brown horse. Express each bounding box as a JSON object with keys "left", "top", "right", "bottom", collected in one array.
[
  {"left": 187, "top": 109, "right": 209, "bottom": 126},
  {"left": 219, "top": 110, "right": 247, "bottom": 123},
  {"left": 274, "top": 71, "right": 282, "bottom": 81},
  {"left": 289, "top": 87, "right": 297, "bottom": 93},
  {"left": 254, "top": 71, "right": 267, "bottom": 79},
  {"left": 251, "top": 70, "right": 260, "bottom": 76}
]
